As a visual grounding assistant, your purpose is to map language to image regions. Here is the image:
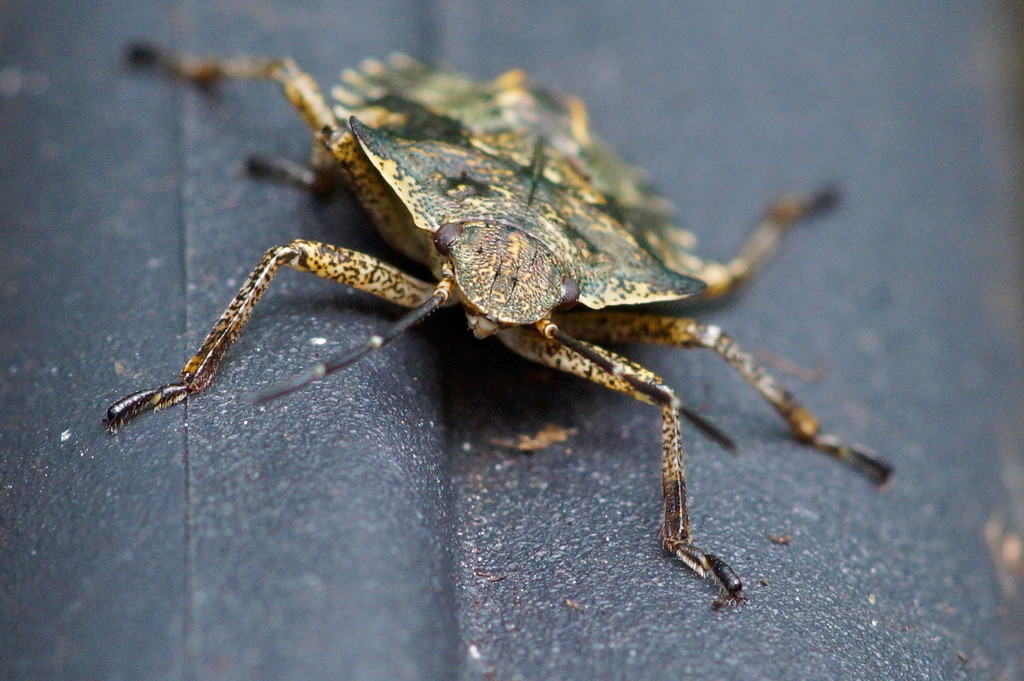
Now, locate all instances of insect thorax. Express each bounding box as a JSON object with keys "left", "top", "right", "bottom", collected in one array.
[{"left": 438, "top": 219, "right": 567, "bottom": 335}]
